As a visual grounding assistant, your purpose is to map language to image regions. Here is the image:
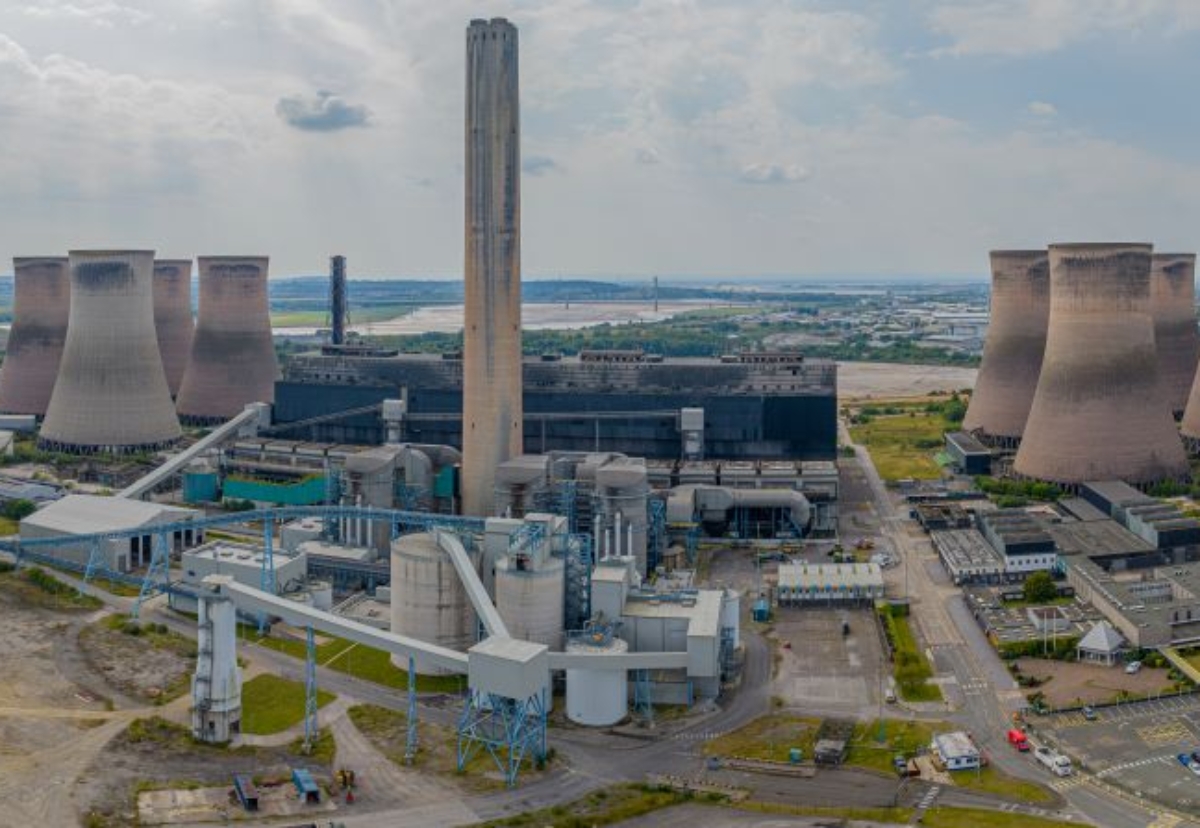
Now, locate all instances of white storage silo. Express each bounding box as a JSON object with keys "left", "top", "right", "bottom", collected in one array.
[
  {"left": 495, "top": 553, "right": 565, "bottom": 651},
  {"left": 565, "top": 634, "right": 629, "bottom": 726},
  {"left": 390, "top": 532, "right": 476, "bottom": 675}
]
